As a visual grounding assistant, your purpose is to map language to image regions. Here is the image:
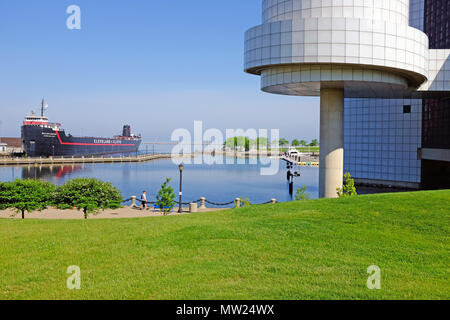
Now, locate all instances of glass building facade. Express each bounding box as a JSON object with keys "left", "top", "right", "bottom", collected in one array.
[
  {"left": 344, "top": 98, "right": 422, "bottom": 186},
  {"left": 423, "top": 97, "right": 450, "bottom": 149},
  {"left": 422, "top": 0, "right": 450, "bottom": 152},
  {"left": 424, "top": 0, "right": 450, "bottom": 49},
  {"left": 421, "top": 0, "right": 450, "bottom": 189},
  {"left": 344, "top": 0, "right": 450, "bottom": 189},
  {"left": 246, "top": 0, "right": 449, "bottom": 192}
]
